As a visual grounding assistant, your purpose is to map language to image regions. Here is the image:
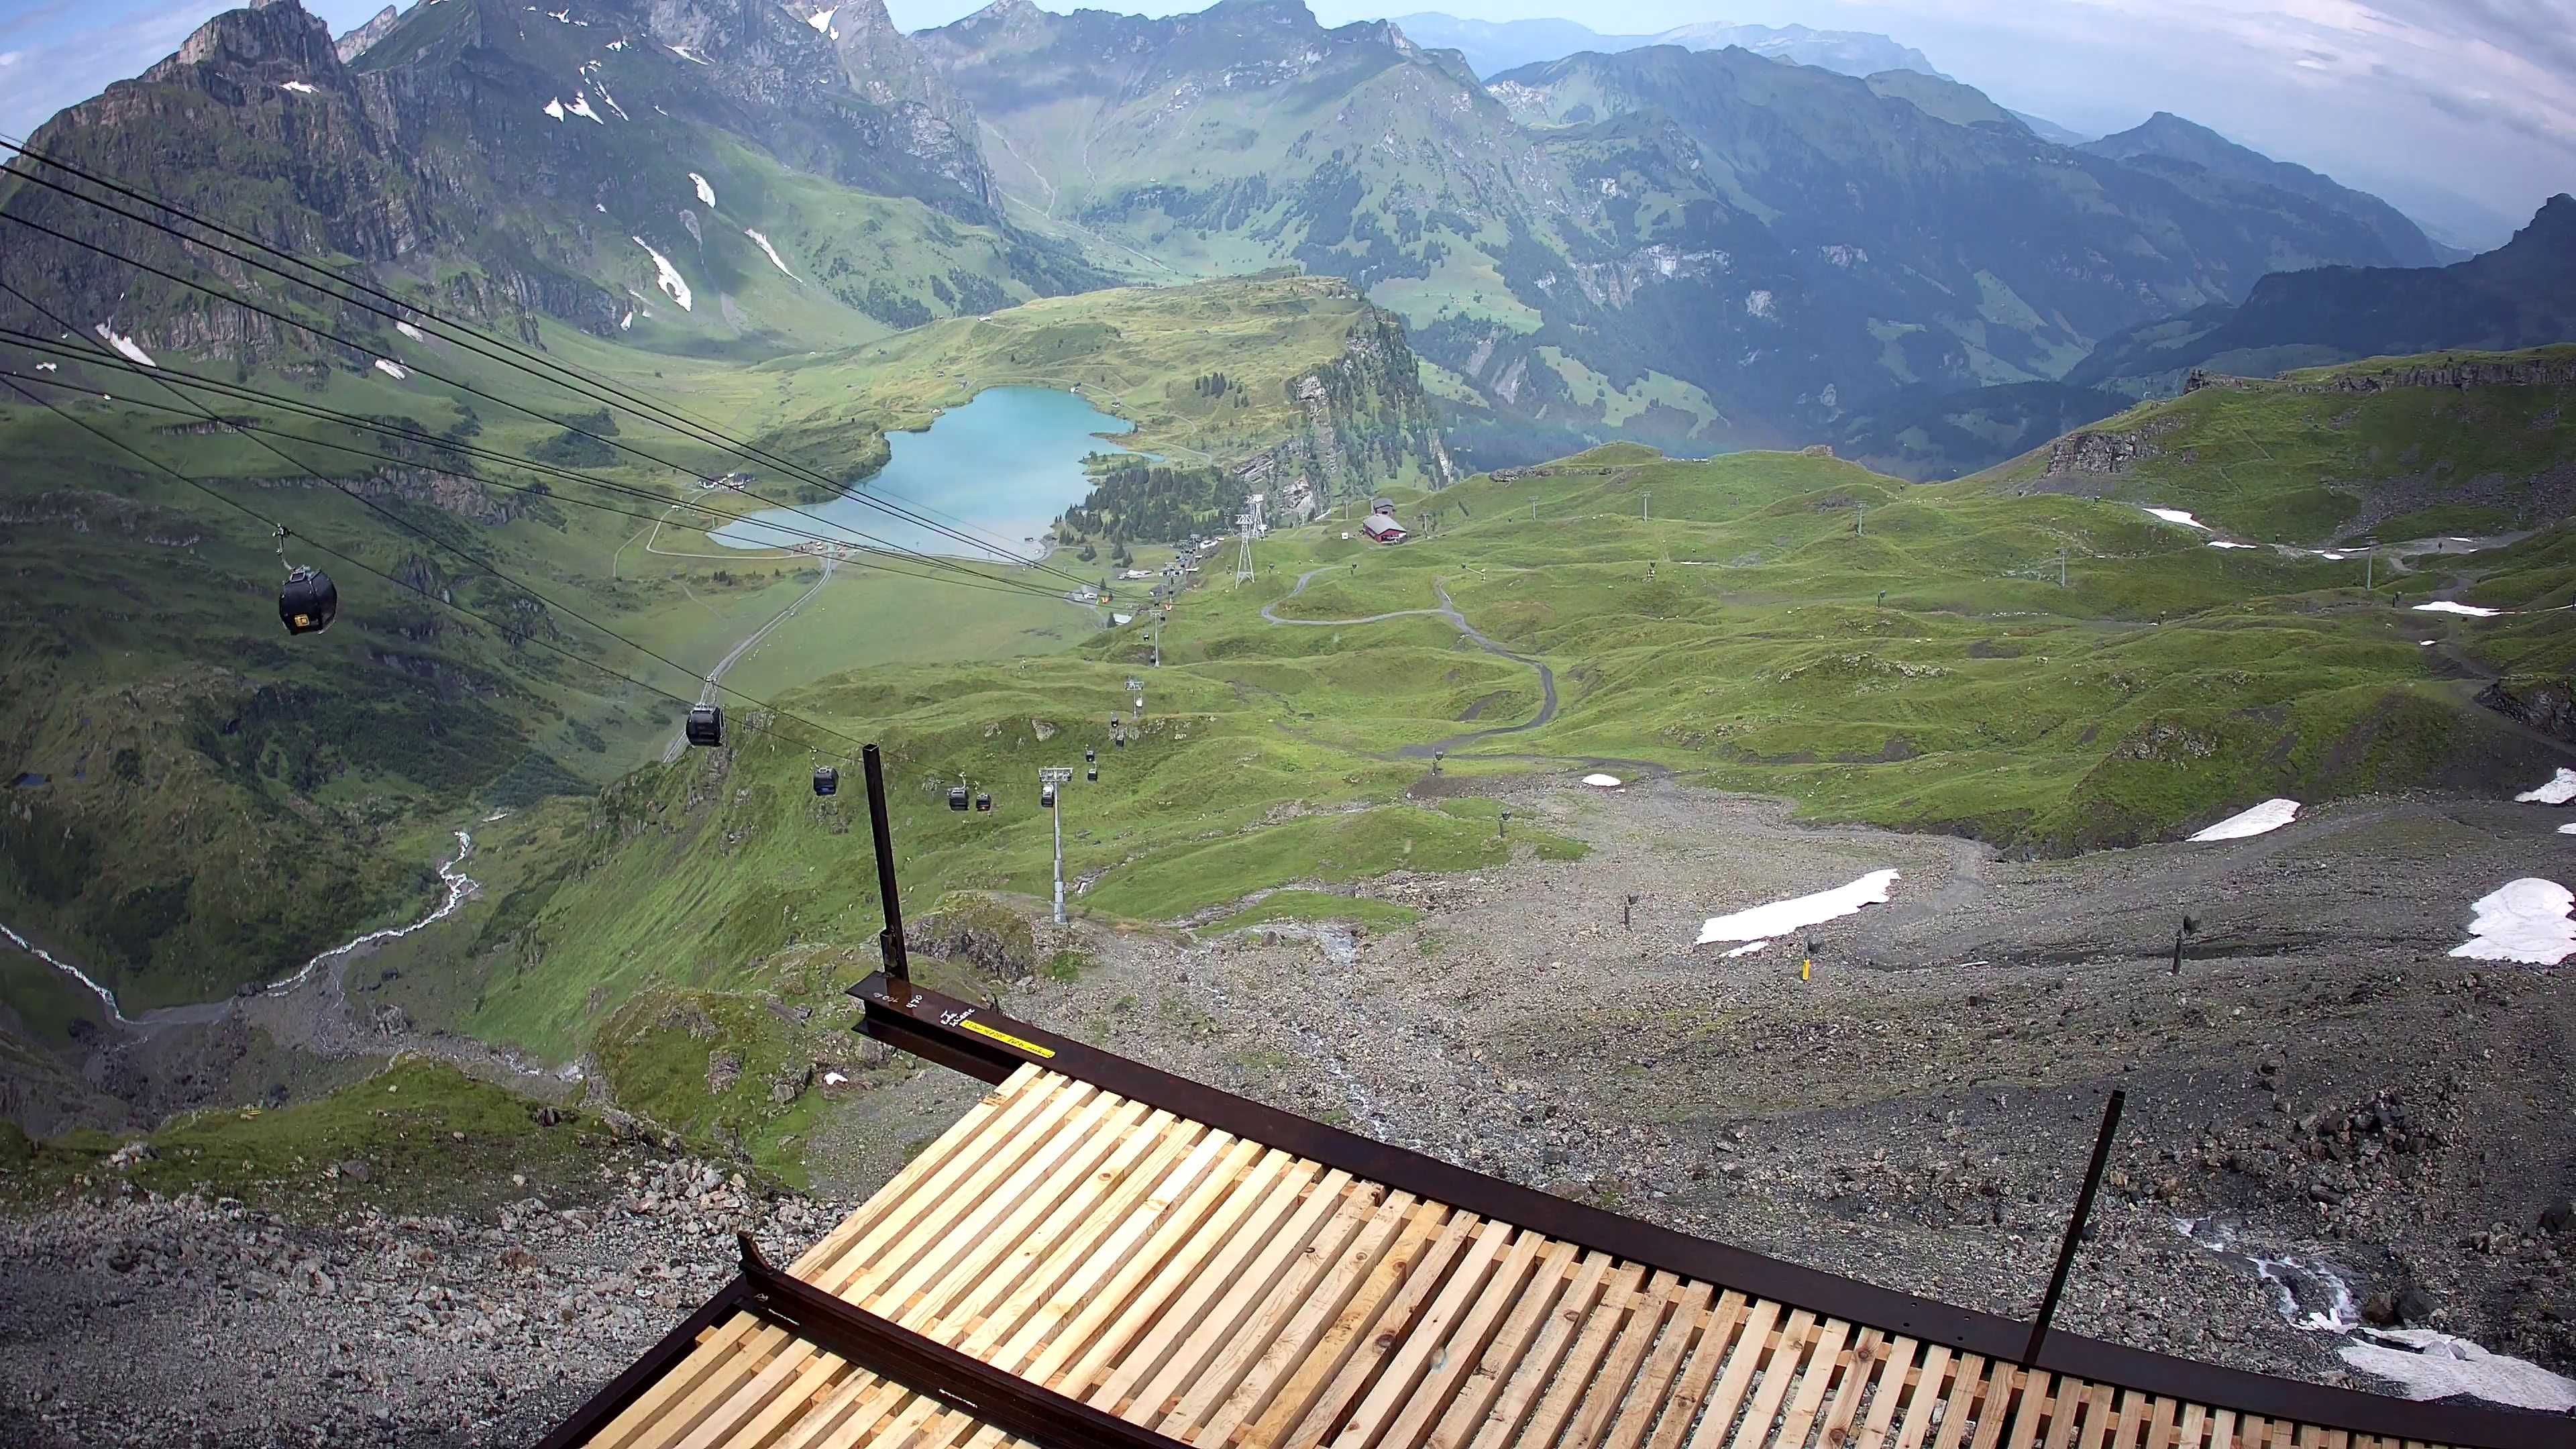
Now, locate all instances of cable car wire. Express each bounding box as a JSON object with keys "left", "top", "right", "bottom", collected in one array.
[
  {"left": 0, "top": 146, "right": 1102, "bottom": 590},
  {"left": 0, "top": 323, "right": 1081, "bottom": 604},
  {"left": 0, "top": 136, "right": 1069, "bottom": 581},
  {"left": 0, "top": 366, "right": 887, "bottom": 767},
  {"left": 0, "top": 283, "right": 890, "bottom": 767},
  {"left": 0, "top": 361, "right": 1077, "bottom": 606},
  {"left": 0, "top": 209, "right": 1074, "bottom": 604}
]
